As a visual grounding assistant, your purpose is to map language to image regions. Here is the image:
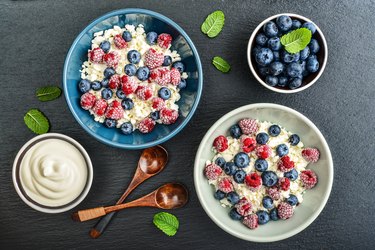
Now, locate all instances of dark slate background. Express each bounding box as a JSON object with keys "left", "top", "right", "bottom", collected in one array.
[{"left": 1, "top": 0, "right": 374, "bottom": 249}]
